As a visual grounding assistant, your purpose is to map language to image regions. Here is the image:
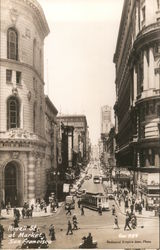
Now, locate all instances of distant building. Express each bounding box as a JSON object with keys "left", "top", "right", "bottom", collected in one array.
[
  {"left": 100, "top": 105, "right": 112, "bottom": 135},
  {"left": 57, "top": 115, "right": 89, "bottom": 165},
  {"left": 45, "top": 96, "right": 58, "bottom": 170},
  {"left": 114, "top": 0, "right": 160, "bottom": 208},
  {"left": 91, "top": 144, "right": 99, "bottom": 161}
]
